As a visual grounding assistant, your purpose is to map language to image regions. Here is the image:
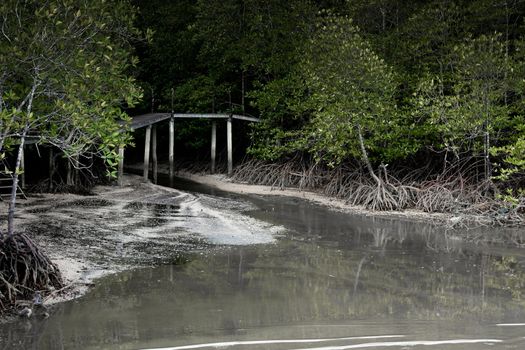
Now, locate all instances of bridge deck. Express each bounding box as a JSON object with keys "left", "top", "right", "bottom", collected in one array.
[{"left": 130, "top": 113, "right": 259, "bottom": 130}]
